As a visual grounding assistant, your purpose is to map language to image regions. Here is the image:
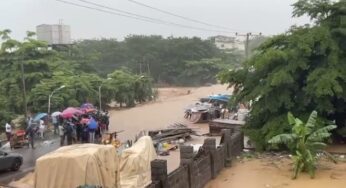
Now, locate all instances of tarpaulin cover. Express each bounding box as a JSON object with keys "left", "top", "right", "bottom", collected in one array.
[
  {"left": 8, "top": 172, "right": 34, "bottom": 188},
  {"left": 119, "top": 136, "right": 157, "bottom": 188},
  {"left": 208, "top": 94, "right": 231, "bottom": 103},
  {"left": 35, "top": 144, "right": 119, "bottom": 188}
]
